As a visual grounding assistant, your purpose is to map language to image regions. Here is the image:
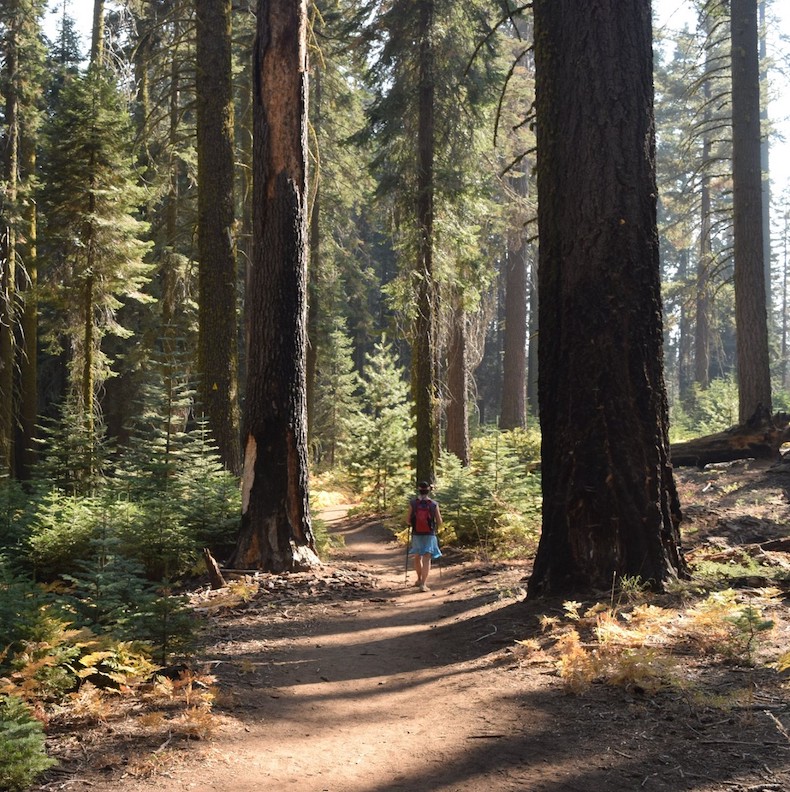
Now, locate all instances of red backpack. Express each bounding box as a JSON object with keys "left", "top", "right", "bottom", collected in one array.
[{"left": 411, "top": 498, "right": 437, "bottom": 534}]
